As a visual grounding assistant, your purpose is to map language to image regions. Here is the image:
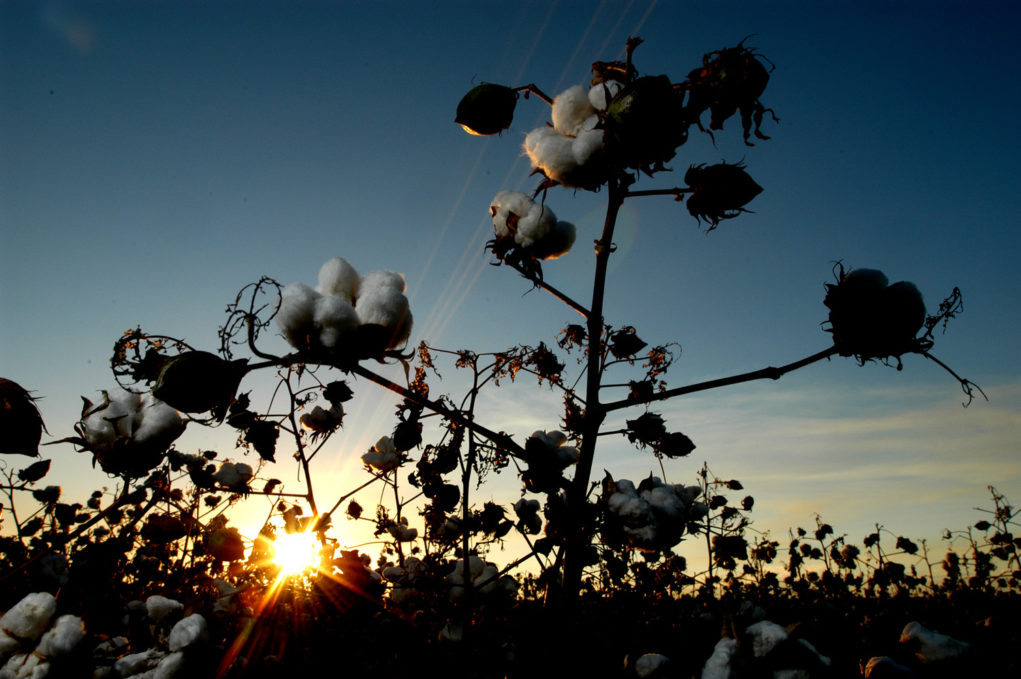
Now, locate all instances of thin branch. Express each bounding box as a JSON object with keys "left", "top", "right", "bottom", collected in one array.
[
  {"left": 350, "top": 363, "right": 525, "bottom": 459},
  {"left": 506, "top": 260, "right": 591, "bottom": 318},
  {"left": 603, "top": 346, "right": 840, "bottom": 413},
  {"left": 921, "top": 351, "right": 988, "bottom": 407},
  {"left": 624, "top": 187, "right": 693, "bottom": 199},
  {"left": 516, "top": 83, "right": 553, "bottom": 105}
]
